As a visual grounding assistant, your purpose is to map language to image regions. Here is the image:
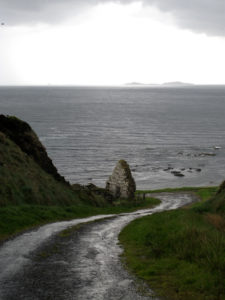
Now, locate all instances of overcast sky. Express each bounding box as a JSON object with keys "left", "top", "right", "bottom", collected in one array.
[{"left": 0, "top": 0, "right": 225, "bottom": 85}]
